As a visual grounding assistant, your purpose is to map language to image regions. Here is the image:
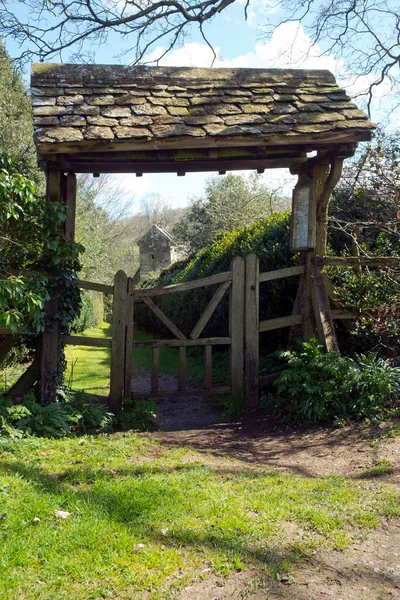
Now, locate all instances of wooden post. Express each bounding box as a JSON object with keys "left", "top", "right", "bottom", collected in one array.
[
  {"left": 110, "top": 270, "right": 128, "bottom": 413},
  {"left": 311, "top": 266, "right": 340, "bottom": 352},
  {"left": 151, "top": 348, "right": 160, "bottom": 393},
  {"left": 244, "top": 254, "right": 259, "bottom": 409},
  {"left": 124, "top": 277, "right": 134, "bottom": 399},
  {"left": 38, "top": 167, "right": 61, "bottom": 404},
  {"left": 229, "top": 256, "right": 245, "bottom": 398},
  {"left": 178, "top": 347, "right": 186, "bottom": 392},
  {"left": 204, "top": 345, "right": 212, "bottom": 390},
  {"left": 65, "top": 173, "right": 77, "bottom": 242}
]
